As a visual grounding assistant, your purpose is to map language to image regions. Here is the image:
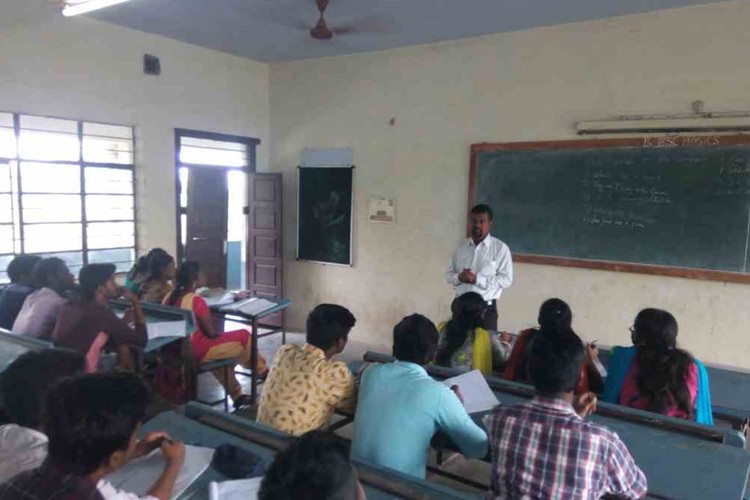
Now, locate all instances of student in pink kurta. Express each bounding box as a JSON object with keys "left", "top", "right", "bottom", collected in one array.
[
  {"left": 617, "top": 309, "right": 698, "bottom": 420},
  {"left": 163, "top": 261, "right": 267, "bottom": 410}
]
